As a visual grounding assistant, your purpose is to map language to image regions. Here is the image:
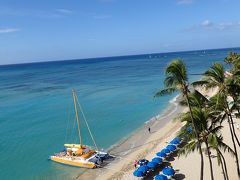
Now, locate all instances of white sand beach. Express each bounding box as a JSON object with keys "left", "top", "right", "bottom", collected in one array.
[{"left": 78, "top": 87, "right": 240, "bottom": 180}]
